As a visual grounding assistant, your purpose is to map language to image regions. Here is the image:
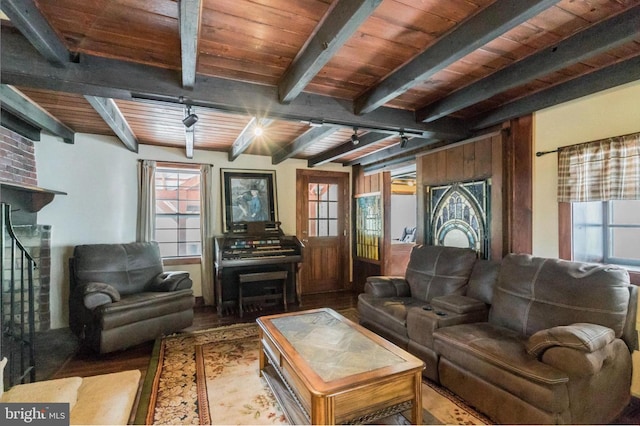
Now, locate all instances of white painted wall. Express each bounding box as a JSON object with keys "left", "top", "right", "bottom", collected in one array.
[
  {"left": 532, "top": 79, "right": 640, "bottom": 396},
  {"left": 532, "top": 80, "right": 640, "bottom": 258},
  {"left": 35, "top": 133, "right": 348, "bottom": 329}
]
